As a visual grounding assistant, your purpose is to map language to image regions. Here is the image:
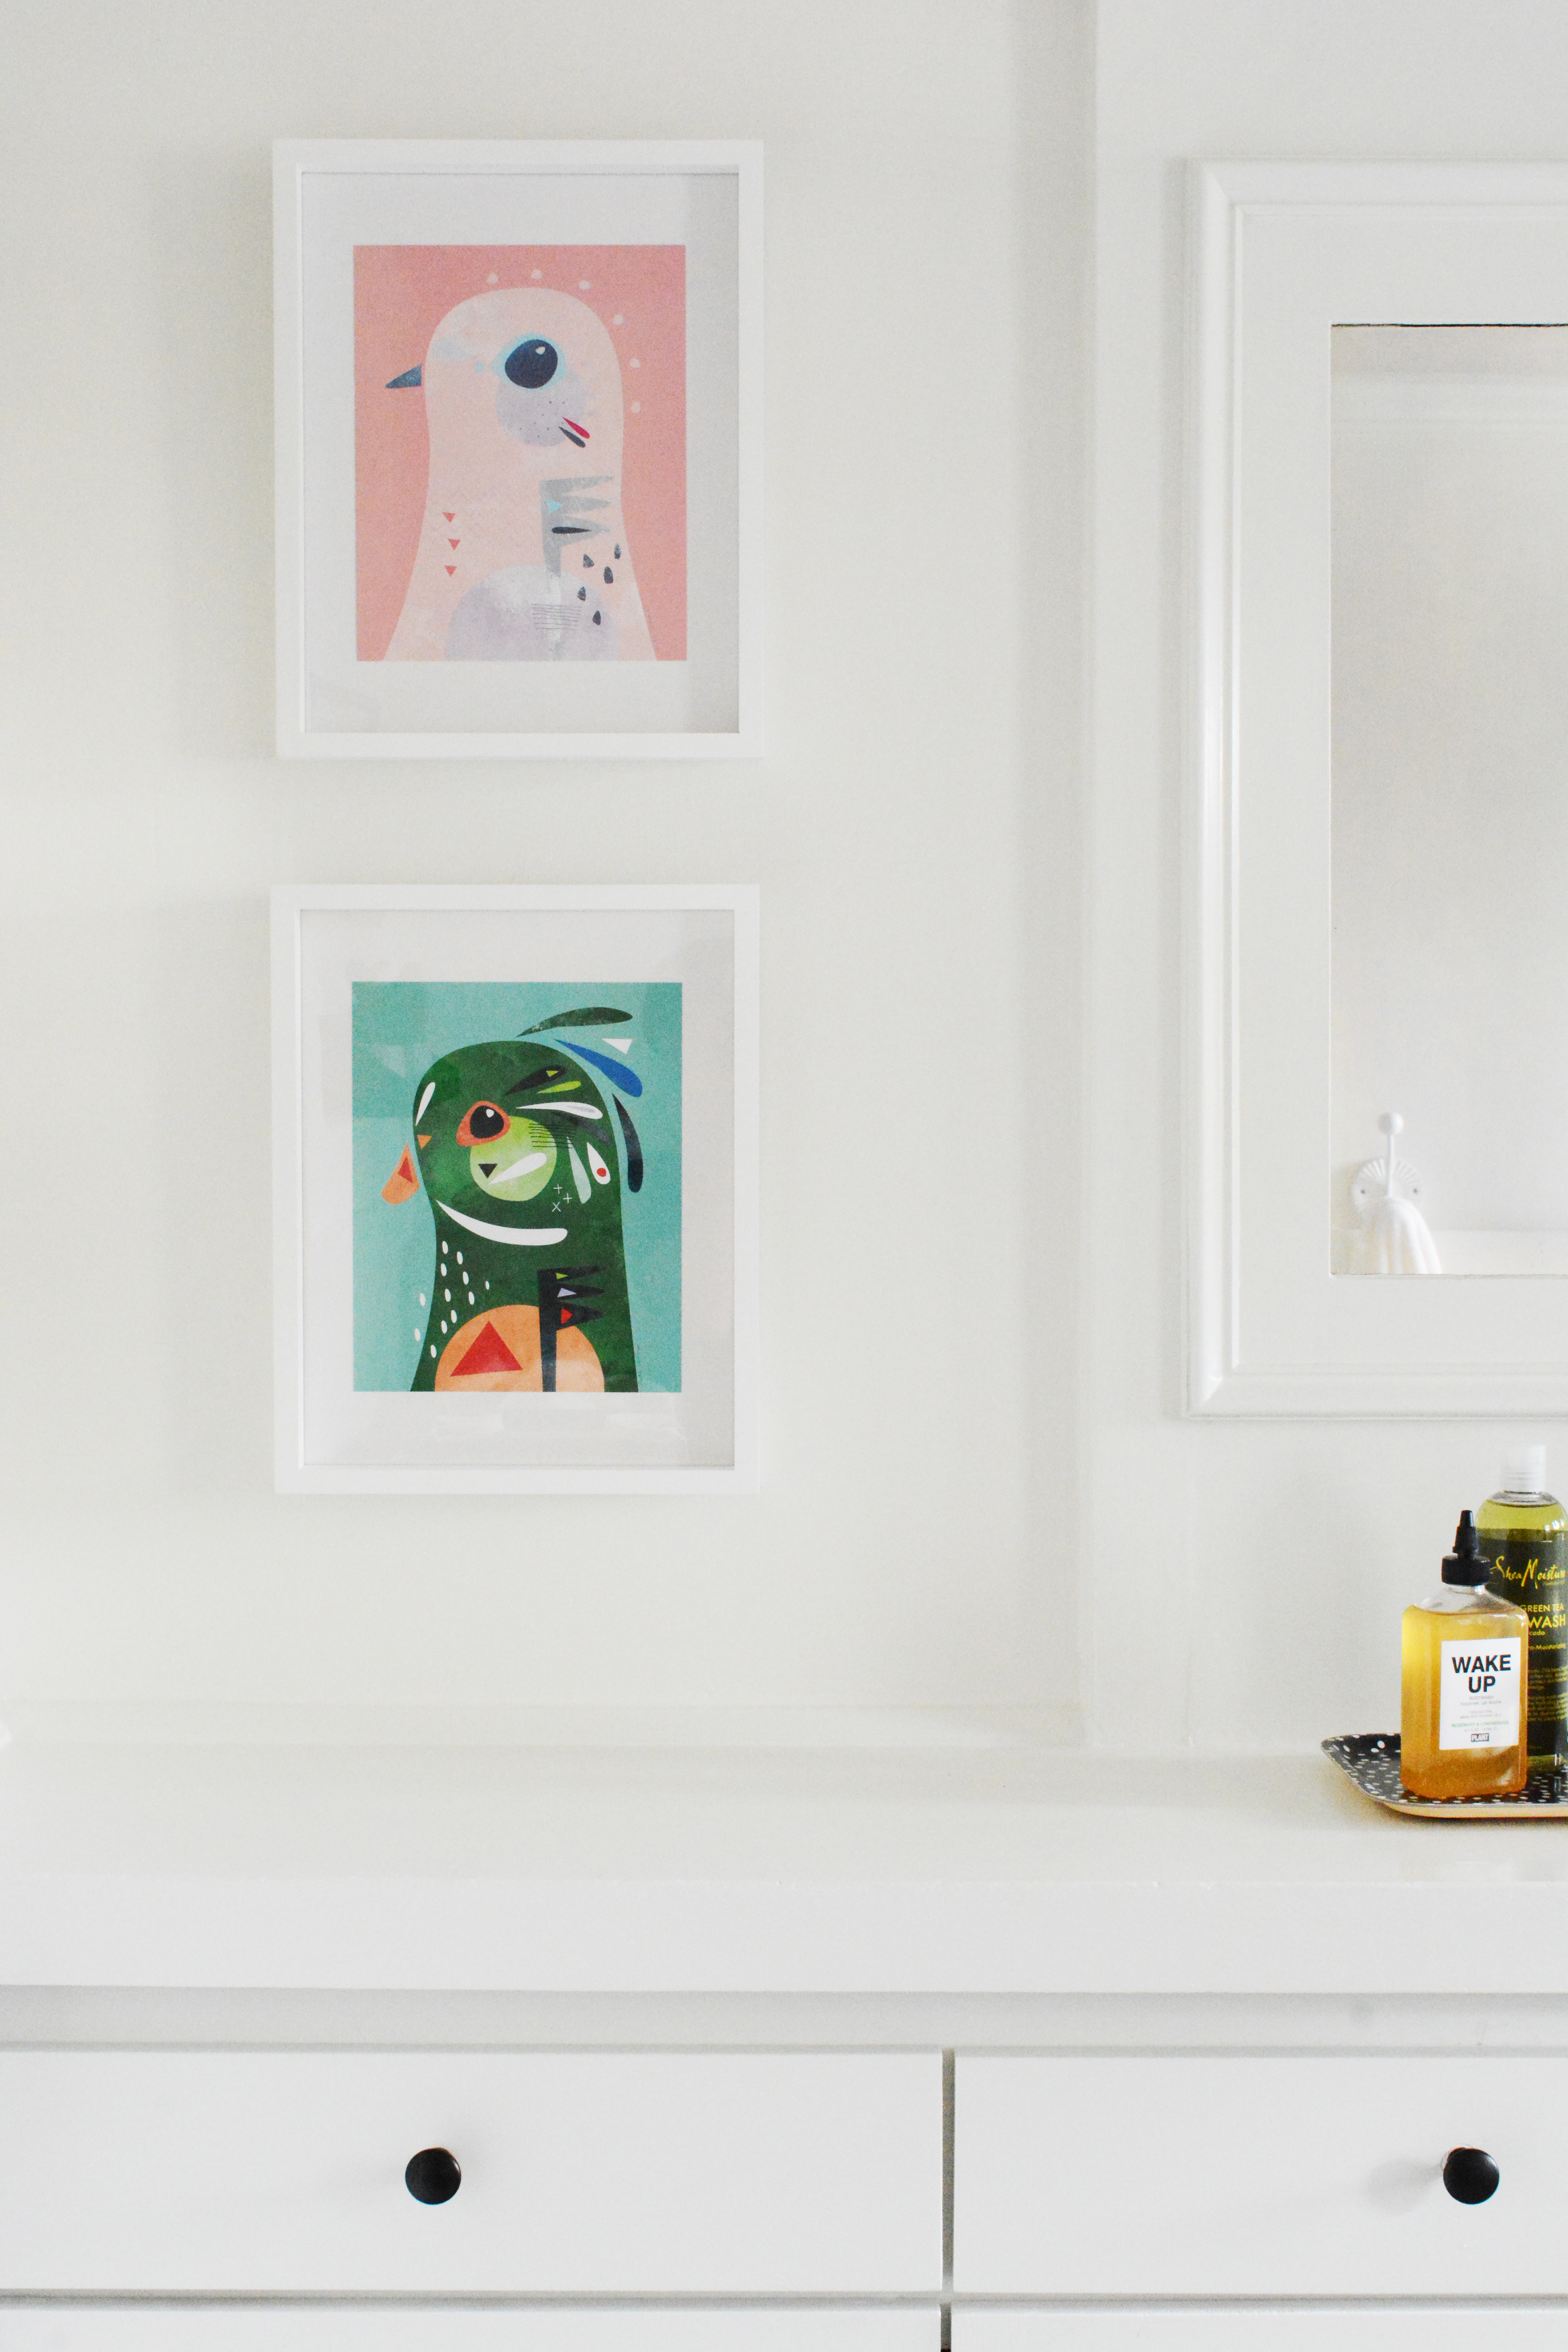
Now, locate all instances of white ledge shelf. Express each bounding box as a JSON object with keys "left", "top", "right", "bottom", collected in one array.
[{"left": 0, "top": 1742, "right": 1565, "bottom": 1996}]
